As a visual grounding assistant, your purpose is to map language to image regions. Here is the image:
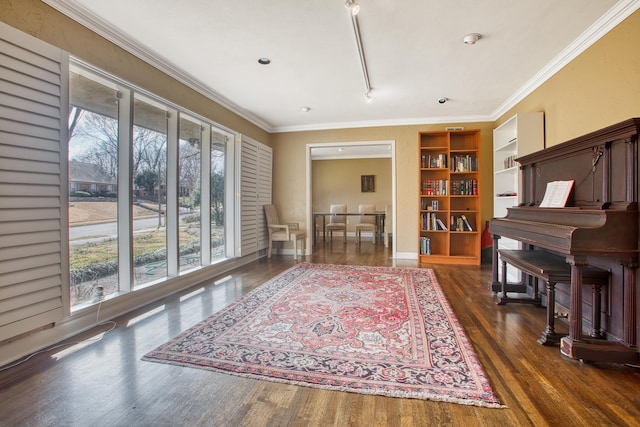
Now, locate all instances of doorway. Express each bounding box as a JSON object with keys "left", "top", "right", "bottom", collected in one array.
[{"left": 305, "top": 140, "right": 396, "bottom": 257}]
